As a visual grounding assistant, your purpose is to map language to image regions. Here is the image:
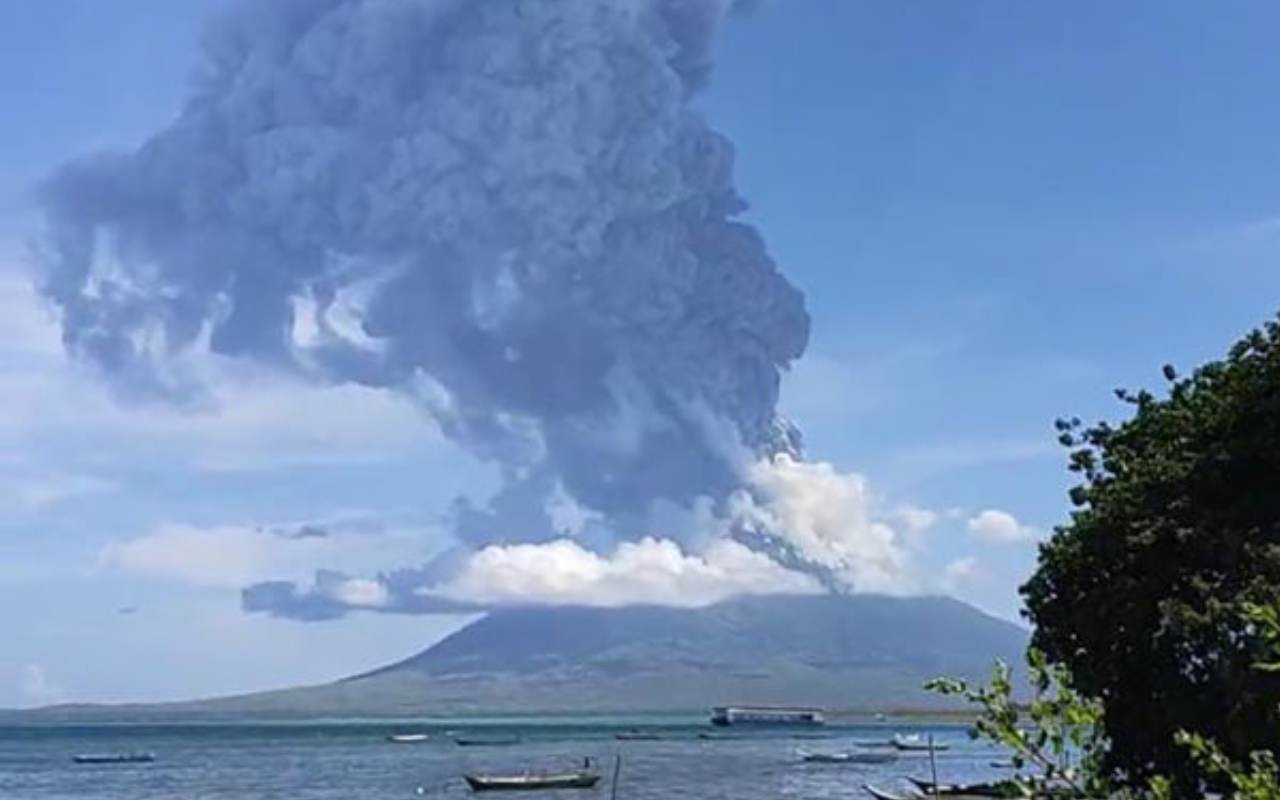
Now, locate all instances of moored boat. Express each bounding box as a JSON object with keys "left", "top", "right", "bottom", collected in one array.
[
  {"left": 800, "top": 749, "right": 897, "bottom": 764},
  {"left": 890, "top": 734, "right": 950, "bottom": 752},
  {"left": 72, "top": 752, "right": 156, "bottom": 764},
  {"left": 865, "top": 786, "right": 1024, "bottom": 800},
  {"left": 865, "top": 784, "right": 918, "bottom": 800},
  {"left": 388, "top": 733, "right": 430, "bottom": 743},
  {"left": 711, "top": 705, "right": 825, "bottom": 727},
  {"left": 455, "top": 735, "right": 521, "bottom": 747},
  {"left": 908, "top": 777, "right": 1026, "bottom": 798},
  {"left": 465, "top": 772, "right": 601, "bottom": 791}
]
